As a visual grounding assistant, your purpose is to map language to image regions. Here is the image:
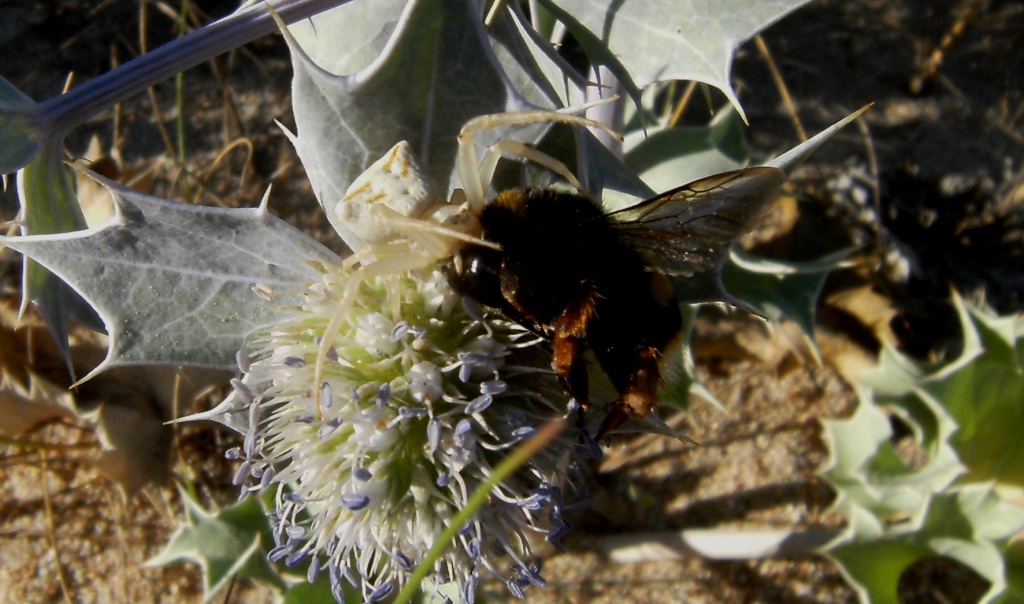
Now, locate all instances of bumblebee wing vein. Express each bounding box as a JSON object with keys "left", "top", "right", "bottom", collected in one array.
[{"left": 609, "top": 167, "right": 786, "bottom": 303}]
